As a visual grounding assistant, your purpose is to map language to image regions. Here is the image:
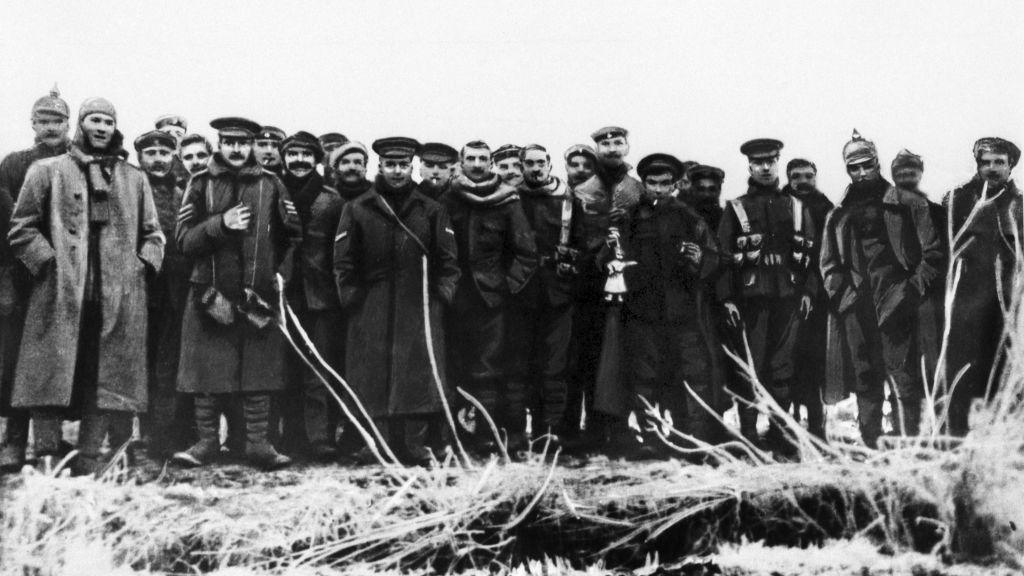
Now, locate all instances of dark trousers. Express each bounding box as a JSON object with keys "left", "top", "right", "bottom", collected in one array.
[
  {"left": 737, "top": 296, "right": 803, "bottom": 403},
  {"left": 792, "top": 299, "right": 828, "bottom": 436},
  {"left": 506, "top": 300, "right": 573, "bottom": 435},
  {"left": 279, "top": 309, "right": 343, "bottom": 450},
  {"left": 565, "top": 293, "right": 606, "bottom": 436},
  {"left": 449, "top": 288, "right": 521, "bottom": 433},
  {"left": 625, "top": 318, "right": 716, "bottom": 442},
  {"left": 848, "top": 299, "right": 921, "bottom": 446},
  {"left": 945, "top": 286, "right": 1004, "bottom": 437},
  {"left": 143, "top": 300, "right": 193, "bottom": 455},
  {"left": 0, "top": 302, "right": 28, "bottom": 456}
]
